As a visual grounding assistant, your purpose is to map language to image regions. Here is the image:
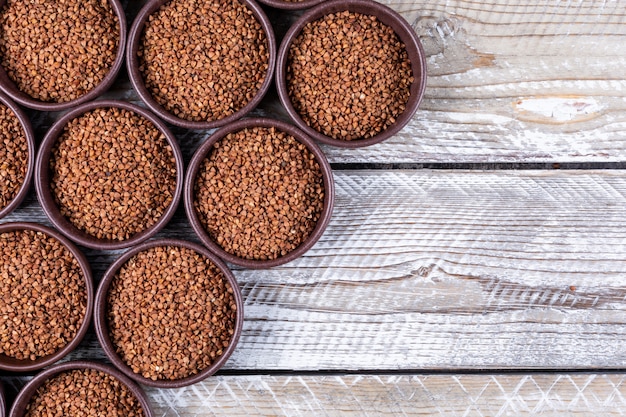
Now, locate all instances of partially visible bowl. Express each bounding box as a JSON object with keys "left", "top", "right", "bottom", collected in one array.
[
  {"left": 185, "top": 117, "right": 334, "bottom": 268},
  {"left": 9, "top": 361, "right": 153, "bottom": 417},
  {"left": 0, "top": 91, "right": 35, "bottom": 220},
  {"left": 256, "top": 0, "right": 325, "bottom": 11},
  {"left": 0, "top": 222, "right": 93, "bottom": 373},
  {"left": 95, "top": 239, "right": 244, "bottom": 388},
  {"left": 35, "top": 100, "right": 184, "bottom": 250},
  {"left": 0, "top": 0, "right": 126, "bottom": 112},
  {"left": 276, "top": 0, "right": 427, "bottom": 148},
  {"left": 0, "top": 380, "right": 5, "bottom": 417},
  {"left": 127, "top": 0, "right": 276, "bottom": 129}
]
